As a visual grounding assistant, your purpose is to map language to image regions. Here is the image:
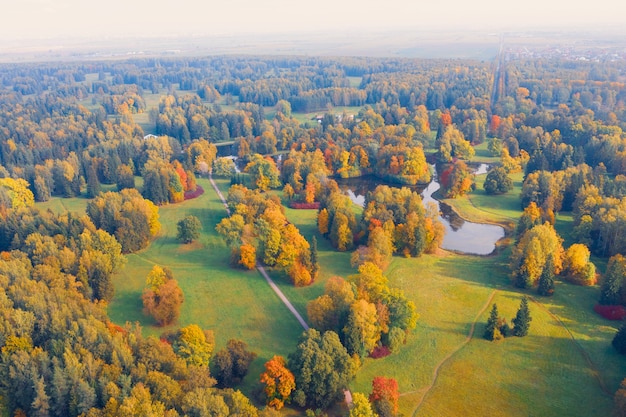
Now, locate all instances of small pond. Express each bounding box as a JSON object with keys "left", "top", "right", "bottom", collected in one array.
[{"left": 337, "top": 164, "right": 505, "bottom": 255}]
